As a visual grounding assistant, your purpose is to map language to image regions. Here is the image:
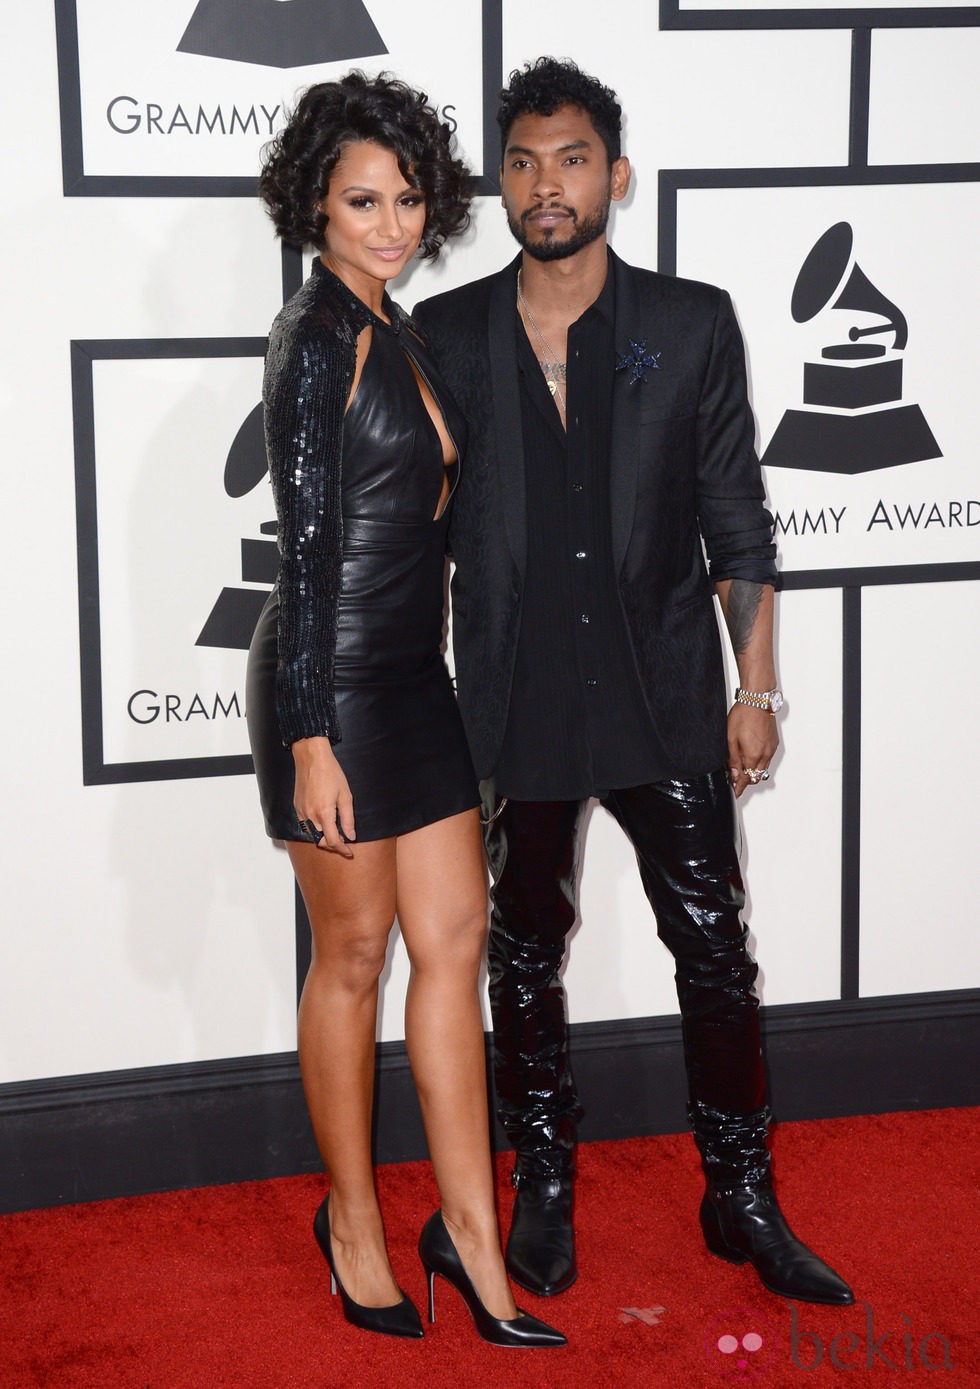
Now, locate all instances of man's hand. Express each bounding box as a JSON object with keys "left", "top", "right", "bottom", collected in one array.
[
  {"left": 727, "top": 702, "right": 779, "bottom": 799},
  {"left": 715, "top": 578, "right": 780, "bottom": 796}
]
